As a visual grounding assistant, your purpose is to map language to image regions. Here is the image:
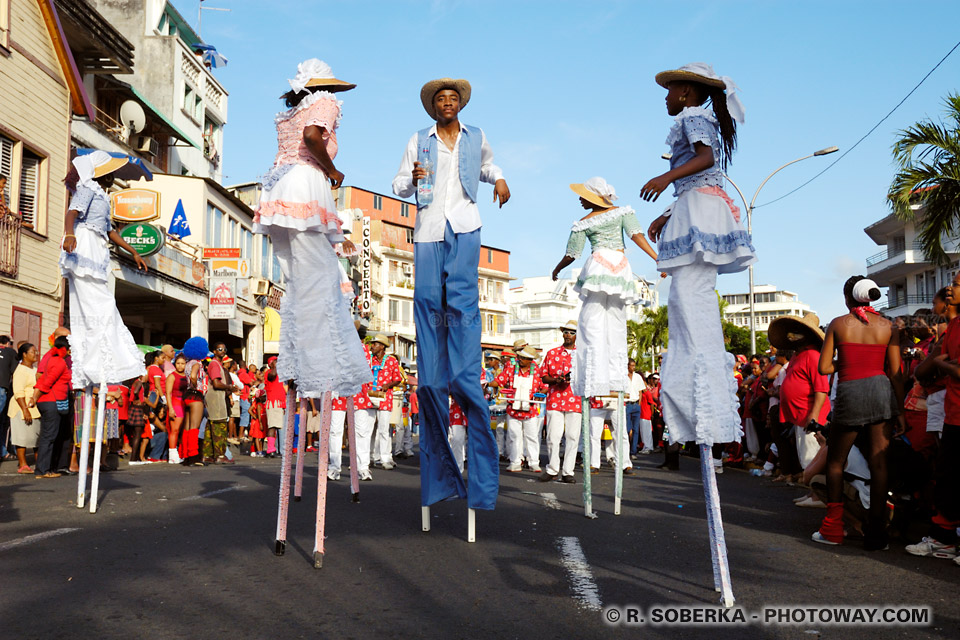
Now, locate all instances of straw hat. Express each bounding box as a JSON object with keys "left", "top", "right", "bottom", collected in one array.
[
  {"left": 484, "top": 351, "right": 501, "bottom": 360},
  {"left": 512, "top": 338, "right": 528, "bottom": 351},
  {"left": 655, "top": 62, "right": 726, "bottom": 89},
  {"left": 371, "top": 334, "right": 391, "bottom": 347},
  {"left": 517, "top": 346, "right": 538, "bottom": 360},
  {"left": 288, "top": 59, "right": 355, "bottom": 95},
  {"left": 93, "top": 156, "right": 128, "bottom": 178},
  {"left": 767, "top": 313, "right": 825, "bottom": 350},
  {"left": 501, "top": 349, "right": 515, "bottom": 358},
  {"left": 570, "top": 177, "right": 618, "bottom": 210},
  {"left": 559, "top": 320, "right": 578, "bottom": 332},
  {"left": 420, "top": 78, "right": 471, "bottom": 120}
]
